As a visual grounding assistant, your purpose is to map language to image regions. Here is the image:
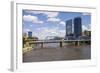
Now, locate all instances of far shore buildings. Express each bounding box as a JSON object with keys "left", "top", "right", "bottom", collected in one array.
[
  {"left": 23, "top": 31, "right": 38, "bottom": 48},
  {"left": 65, "top": 17, "right": 91, "bottom": 40},
  {"left": 65, "top": 17, "right": 82, "bottom": 39},
  {"left": 28, "top": 31, "right": 32, "bottom": 38},
  {"left": 23, "top": 17, "right": 90, "bottom": 41},
  {"left": 23, "top": 31, "right": 38, "bottom": 39}
]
